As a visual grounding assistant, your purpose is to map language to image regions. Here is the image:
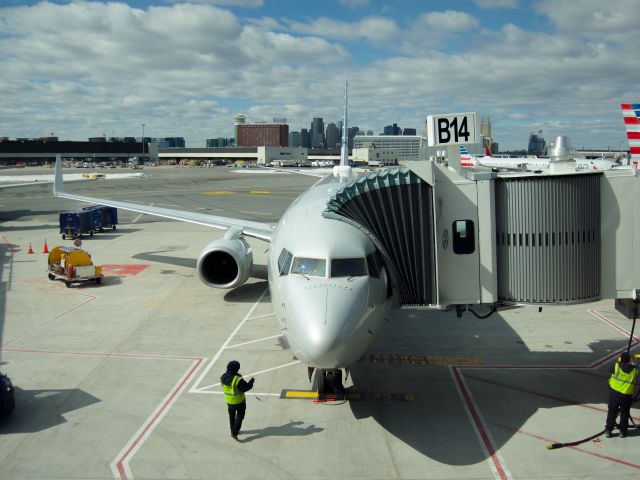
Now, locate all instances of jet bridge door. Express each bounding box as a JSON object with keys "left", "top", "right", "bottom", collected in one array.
[{"left": 323, "top": 167, "right": 436, "bottom": 306}]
